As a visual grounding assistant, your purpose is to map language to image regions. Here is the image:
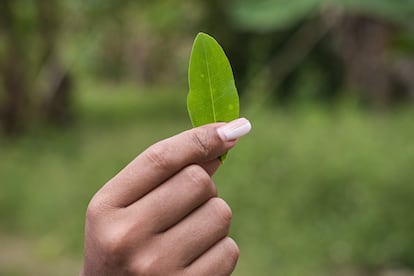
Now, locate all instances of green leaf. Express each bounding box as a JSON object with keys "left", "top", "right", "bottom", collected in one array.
[{"left": 187, "top": 32, "right": 240, "bottom": 161}]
